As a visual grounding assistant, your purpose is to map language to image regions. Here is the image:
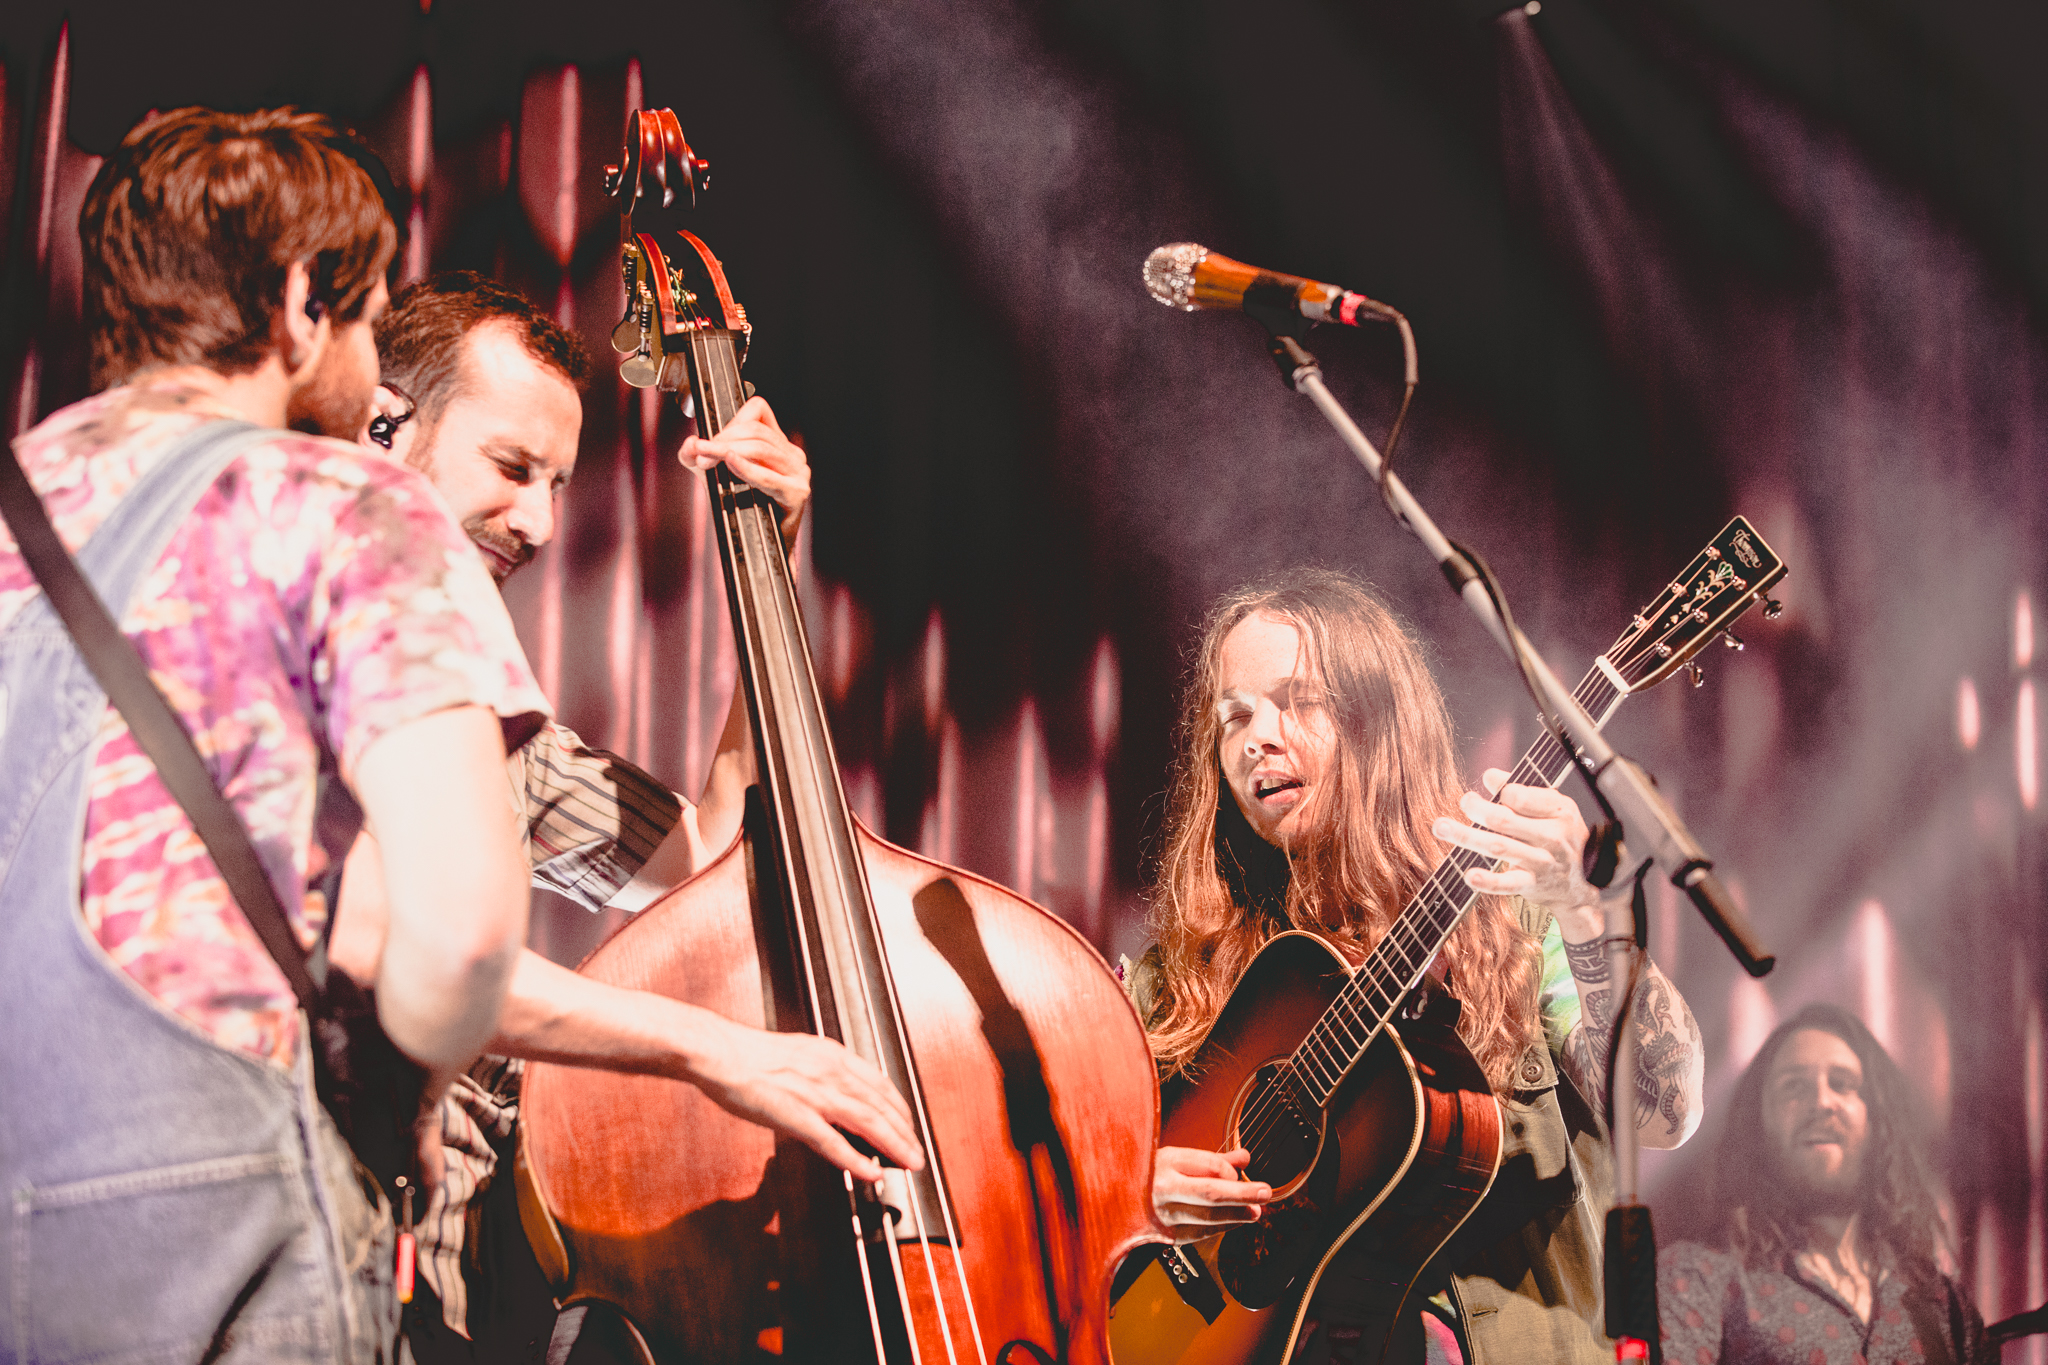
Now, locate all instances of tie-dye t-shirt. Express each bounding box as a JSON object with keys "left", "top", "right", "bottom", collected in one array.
[{"left": 0, "top": 380, "right": 550, "bottom": 1066}]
